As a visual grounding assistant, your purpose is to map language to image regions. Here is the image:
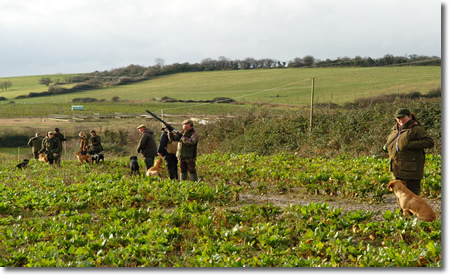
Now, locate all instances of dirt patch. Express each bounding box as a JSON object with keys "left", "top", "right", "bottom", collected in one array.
[
  {"left": 0, "top": 117, "right": 71, "bottom": 127},
  {"left": 236, "top": 189, "right": 441, "bottom": 222}
]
